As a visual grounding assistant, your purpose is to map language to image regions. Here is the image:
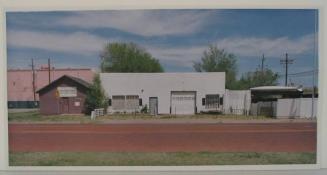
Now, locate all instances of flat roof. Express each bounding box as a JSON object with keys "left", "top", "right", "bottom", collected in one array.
[{"left": 250, "top": 86, "right": 303, "bottom": 92}]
